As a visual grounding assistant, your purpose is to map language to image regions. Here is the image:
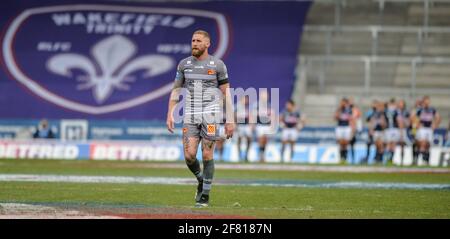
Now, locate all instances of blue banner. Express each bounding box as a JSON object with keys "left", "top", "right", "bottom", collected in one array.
[{"left": 0, "top": 0, "right": 311, "bottom": 120}]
